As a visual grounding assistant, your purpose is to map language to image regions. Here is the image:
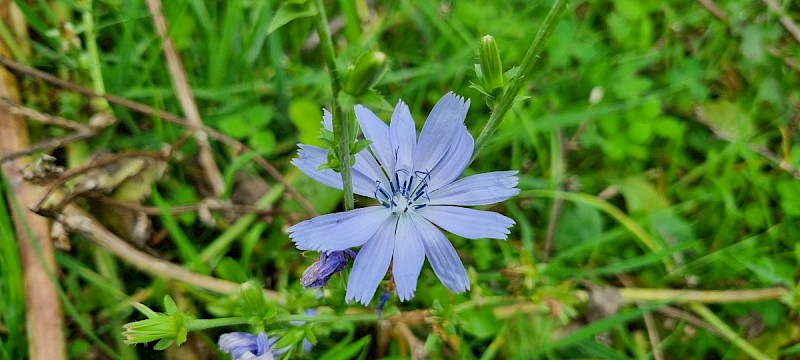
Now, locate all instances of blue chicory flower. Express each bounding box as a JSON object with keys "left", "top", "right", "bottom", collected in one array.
[
  {"left": 289, "top": 92, "right": 519, "bottom": 305},
  {"left": 218, "top": 332, "right": 279, "bottom": 360},
  {"left": 301, "top": 250, "right": 356, "bottom": 288}
]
